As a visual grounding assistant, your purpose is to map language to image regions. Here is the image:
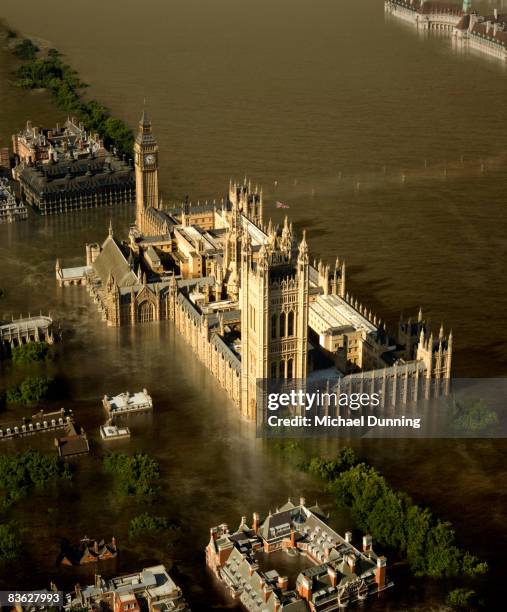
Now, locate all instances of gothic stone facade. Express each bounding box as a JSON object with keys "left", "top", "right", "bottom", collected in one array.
[
  {"left": 57, "top": 111, "right": 452, "bottom": 420},
  {"left": 0, "top": 178, "right": 27, "bottom": 224}
]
